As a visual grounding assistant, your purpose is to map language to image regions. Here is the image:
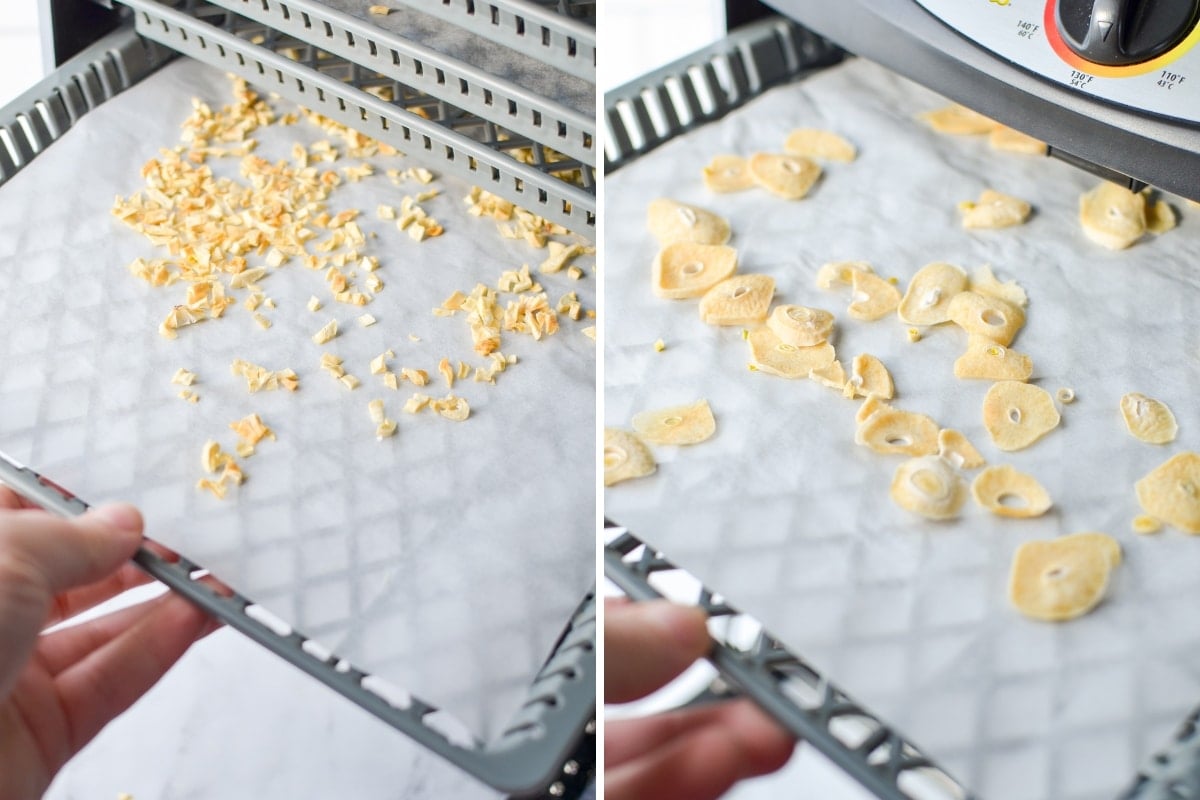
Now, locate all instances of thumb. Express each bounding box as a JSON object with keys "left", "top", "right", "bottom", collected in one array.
[
  {"left": 0, "top": 502, "right": 143, "bottom": 683},
  {"left": 605, "top": 599, "right": 711, "bottom": 704}
]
